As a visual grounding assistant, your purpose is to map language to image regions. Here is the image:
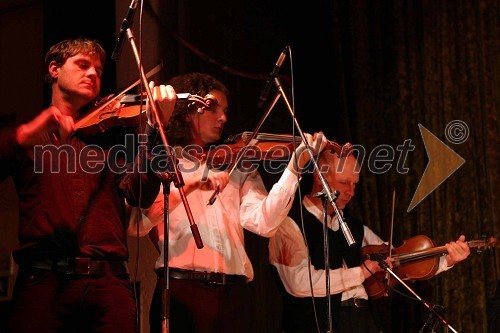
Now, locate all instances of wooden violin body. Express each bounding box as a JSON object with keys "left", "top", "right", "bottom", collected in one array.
[
  {"left": 204, "top": 131, "right": 353, "bottom": 205},
  {"left": 362, "top": 235, "right": 438, "bottom": 299},
  {"left": 75, "top": 96, "right": 145, "bottom": 136},
  {"left": 362, "top": 235, "right": 498, "bottom": 299},
  {"left": 74, "top": 93, "right": 215, "bottom": 137},
  {"left": 204, "top": 132, "right": 353, "bottom": 168},
  {"left": 205, "top": 132, "right": 299, "bottom": 168}
]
